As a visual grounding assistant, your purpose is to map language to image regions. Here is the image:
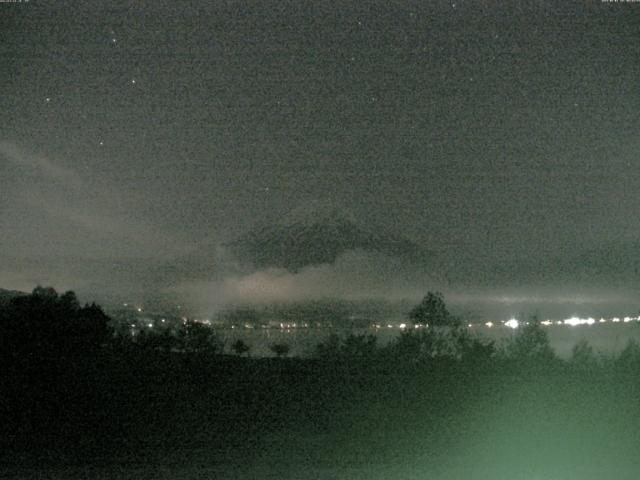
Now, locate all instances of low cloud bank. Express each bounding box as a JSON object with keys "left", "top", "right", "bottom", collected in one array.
[
  {"left": 168, "top": 249, "right": 434, "bottom": 315},
  {"left": 168, "top": 248, "right": 640, "bottom": 320}
]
